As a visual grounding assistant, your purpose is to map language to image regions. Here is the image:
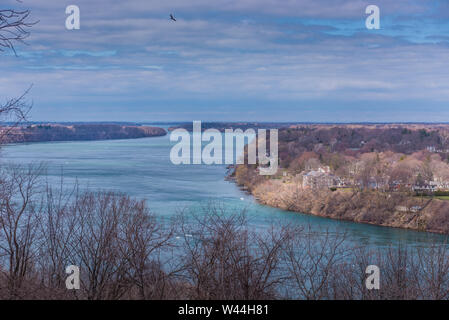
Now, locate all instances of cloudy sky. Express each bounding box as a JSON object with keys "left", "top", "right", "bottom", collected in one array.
[{"left": 2, "top": 0, "right": 449, "bottom": 122}]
